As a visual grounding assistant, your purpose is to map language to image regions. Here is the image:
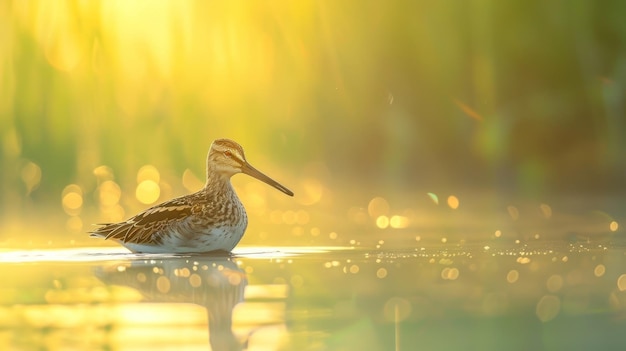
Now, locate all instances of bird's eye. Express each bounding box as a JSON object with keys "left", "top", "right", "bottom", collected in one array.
[{"left": 224, "top": 150, "right": 232, "bottom": 158}]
